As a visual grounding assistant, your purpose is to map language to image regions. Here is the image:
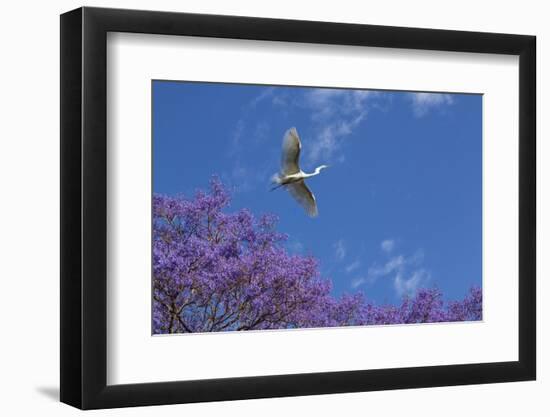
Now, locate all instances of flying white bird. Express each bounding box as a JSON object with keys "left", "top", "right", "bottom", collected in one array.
[{"left": 271, "top": 127, "right": 329, "bottom": 217}]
